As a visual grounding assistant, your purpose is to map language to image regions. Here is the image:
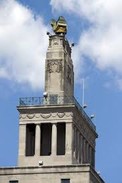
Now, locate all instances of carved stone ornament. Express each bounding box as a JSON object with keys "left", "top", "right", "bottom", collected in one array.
[
  {"left": 19, "top": 114, "right": 26, "bottom": 119},
  {"left": 20, "top": 112, "right": 72, "bottom": 120},
  {"left": 35, "top": 114, "right": 40, "bottom": 118},
  {"left": 47, "top": 60, "right": 62, "bottom": 73},
  {"left": 27, "top": 114, "right": 35, "bottom": 119},
  {"left": 53, "top": 41, "right": 58, "bottom": 45},
  {"left": 57, "top": 113, "right": 65, "bottom": 118},
  {"left": 40, "top": 113, "right": 51, "bottom": 118}
]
